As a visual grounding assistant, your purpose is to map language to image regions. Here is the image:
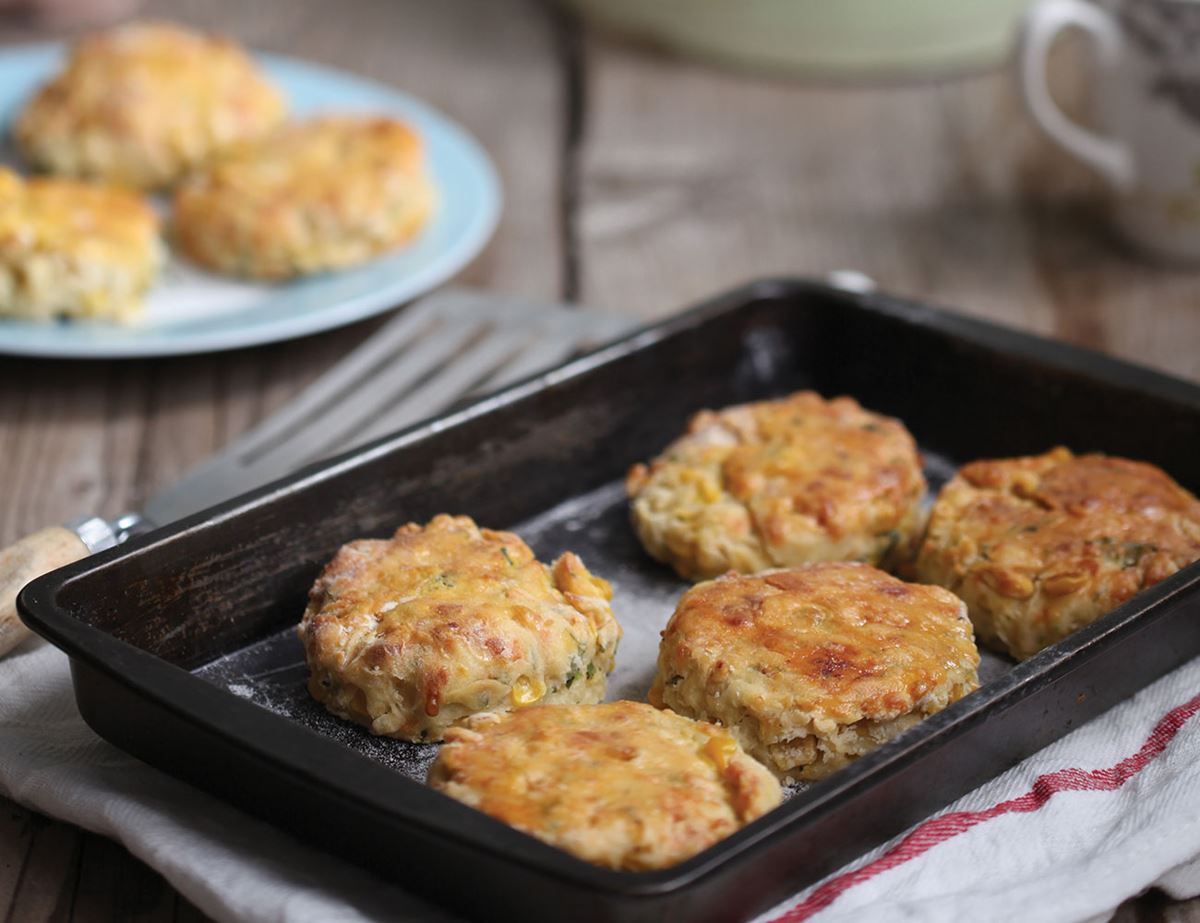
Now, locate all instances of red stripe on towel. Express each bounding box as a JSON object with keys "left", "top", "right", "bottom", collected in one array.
[{"left": 770, "top": 691, "right": 1200, "bottom": 922}]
